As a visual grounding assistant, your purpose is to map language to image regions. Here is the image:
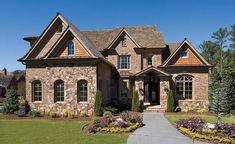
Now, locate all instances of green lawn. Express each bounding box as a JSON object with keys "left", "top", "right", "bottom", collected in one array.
[
  {"left": 165, "top": 113, "right": 235, "bottom": 124},
  {"left": 0, "top": 119, "right": 128, "bottom": 144}
]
